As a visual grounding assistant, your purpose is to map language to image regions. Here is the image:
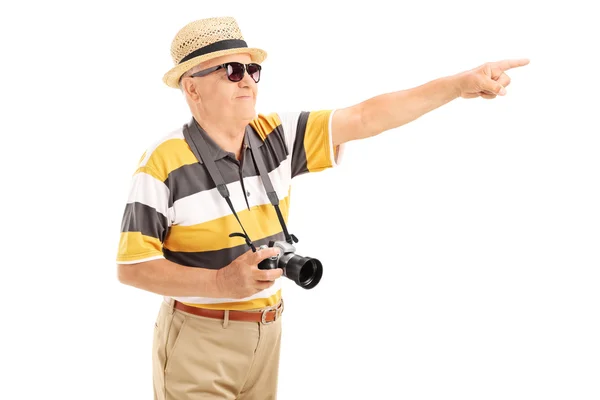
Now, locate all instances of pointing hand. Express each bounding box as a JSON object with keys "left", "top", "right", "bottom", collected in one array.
[{"left": 454, "top": 58, "right": 530, "bottom": 99}]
